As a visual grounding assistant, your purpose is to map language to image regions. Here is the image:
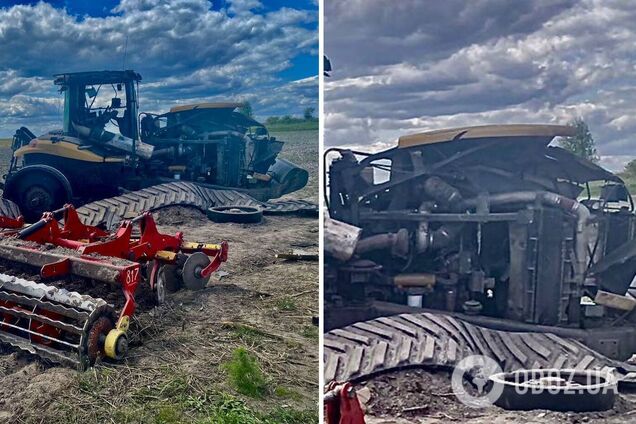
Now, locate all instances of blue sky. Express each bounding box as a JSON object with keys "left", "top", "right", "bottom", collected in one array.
[
  {"left": 0, "top": 0, "right": 318, "bottom": 137},
  {"left": 325, "top": 0, "right": 636, "bottom": 172}
]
